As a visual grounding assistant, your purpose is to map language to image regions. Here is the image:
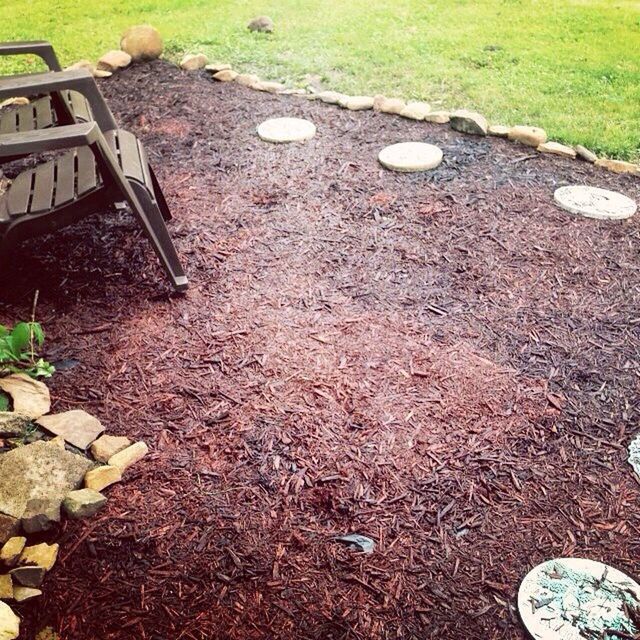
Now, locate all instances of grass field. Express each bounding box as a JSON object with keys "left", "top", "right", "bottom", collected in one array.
[{"left": 1, "top": 0, "right": 639, "bottom": 161}]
